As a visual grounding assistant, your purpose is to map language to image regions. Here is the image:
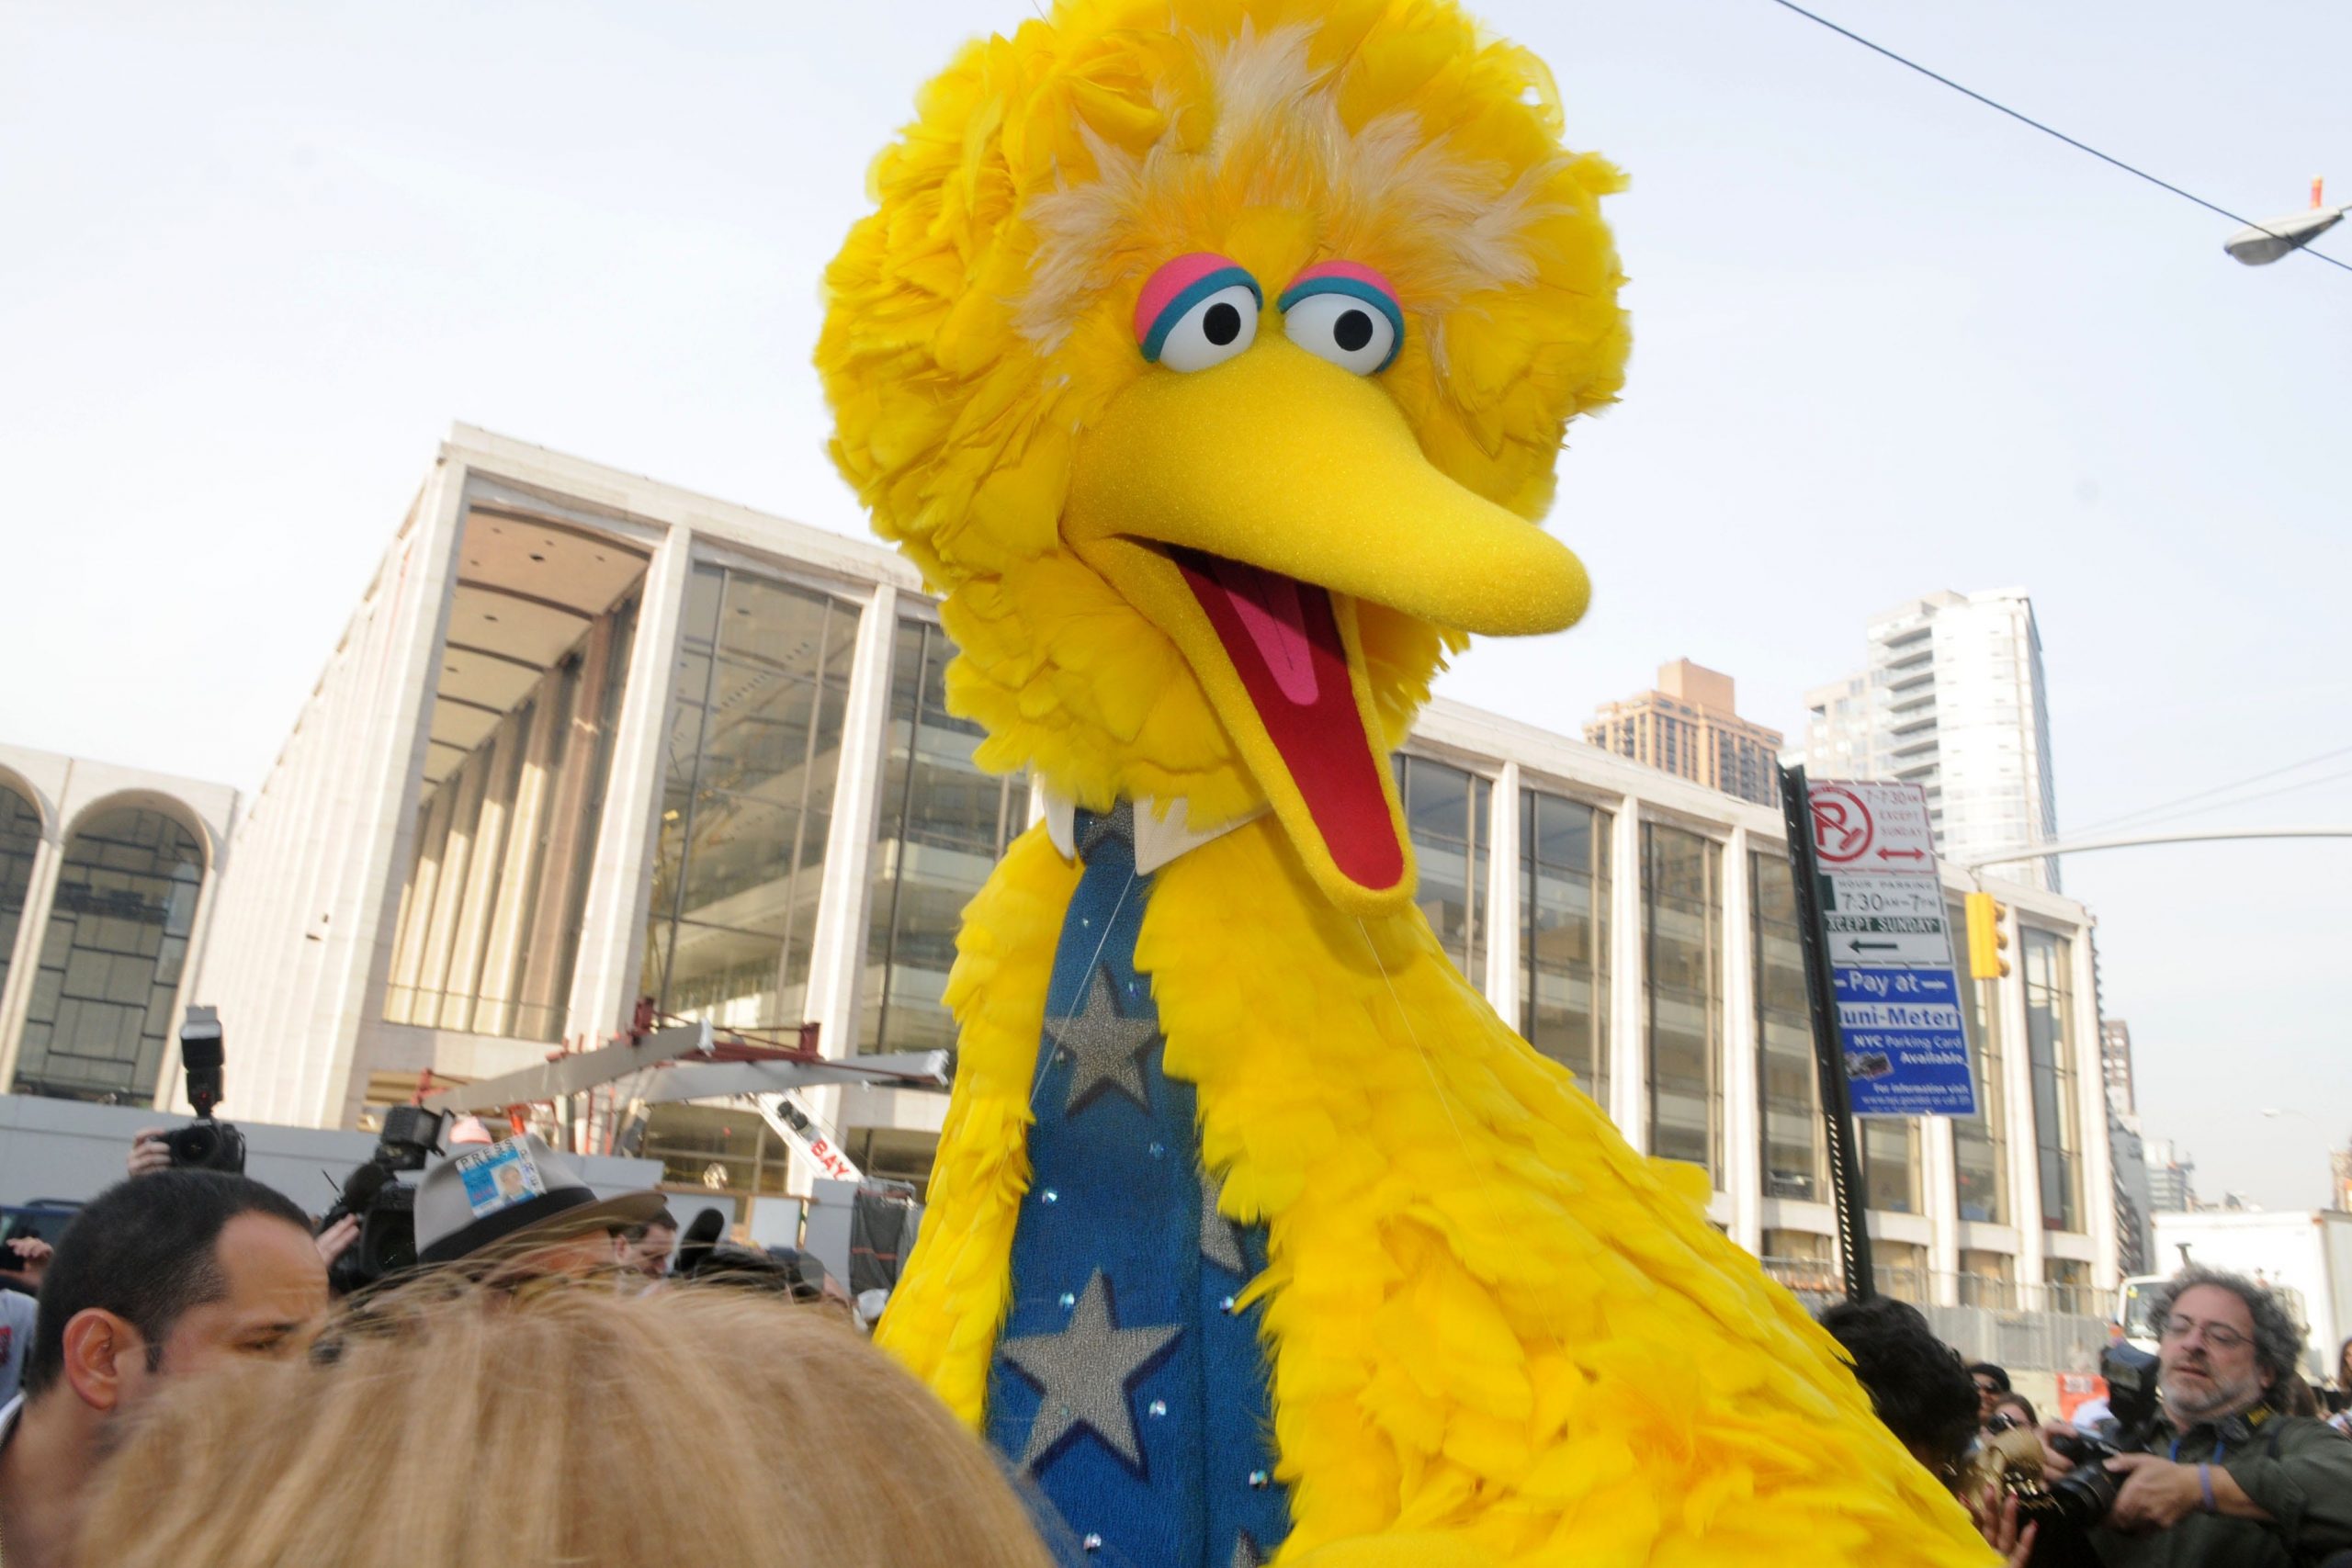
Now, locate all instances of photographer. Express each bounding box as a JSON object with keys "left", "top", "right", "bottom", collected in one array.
[{"left": 2044, "top": 1265, "right": 2352, "bottom": 1567}]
